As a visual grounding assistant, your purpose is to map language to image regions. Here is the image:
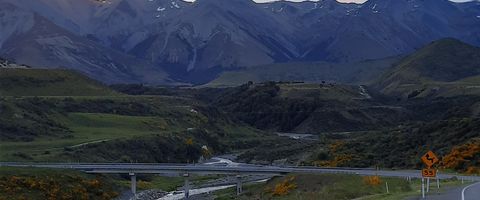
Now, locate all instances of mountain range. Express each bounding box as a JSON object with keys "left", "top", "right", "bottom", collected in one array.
[{"left": 1, "top": 0, "right": 480, "bottom": 84}]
